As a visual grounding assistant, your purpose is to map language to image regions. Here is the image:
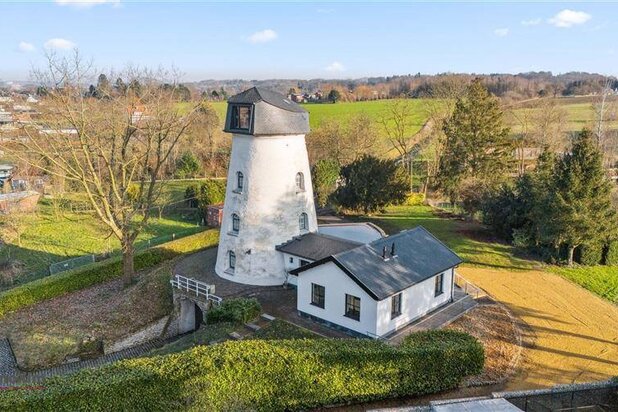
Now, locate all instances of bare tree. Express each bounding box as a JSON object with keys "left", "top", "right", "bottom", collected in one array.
[
  {"left": 592, "top": 79, "right": 616, "bottom": 166},
  {"left": 5, "top": 52, "right": 201, "bottom": 286},
  {"left": 380, "top": 99, "right": 421, "bottom": 192}
]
